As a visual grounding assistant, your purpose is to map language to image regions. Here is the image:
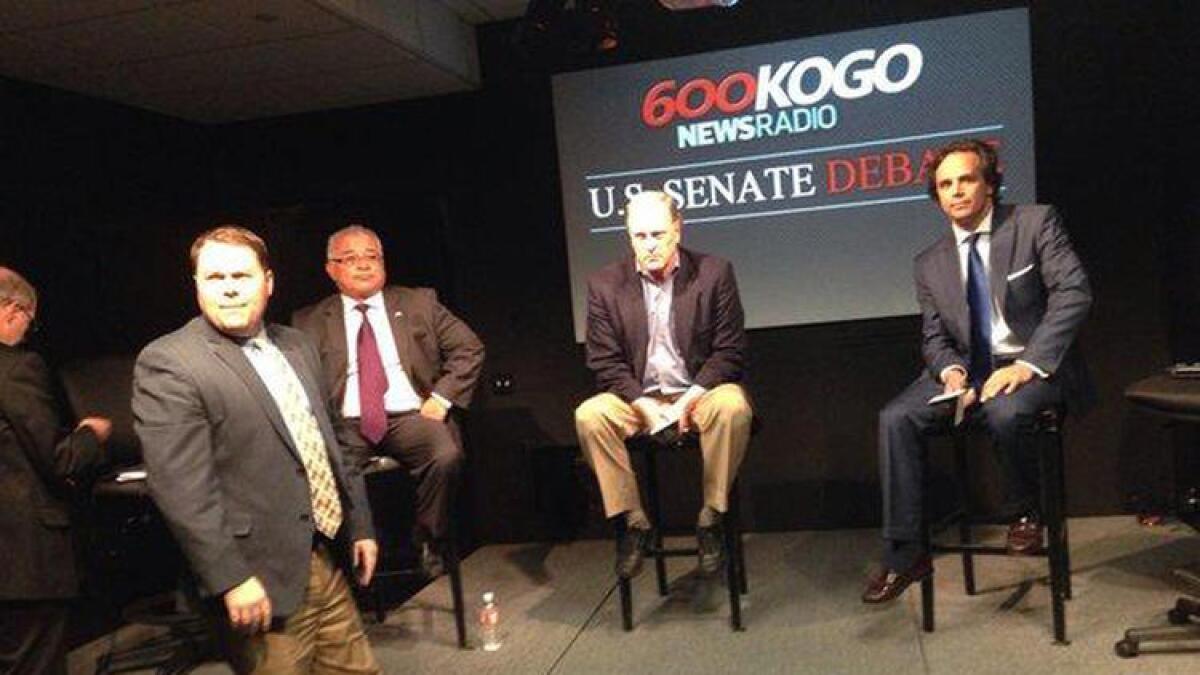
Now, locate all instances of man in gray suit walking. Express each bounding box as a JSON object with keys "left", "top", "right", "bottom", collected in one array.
[
  {"left": 134, "top": 226, "right": 380, "bottom": 673},
  {"left": 862, "top": 139, "right": 1093, "bottom": 604}
]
